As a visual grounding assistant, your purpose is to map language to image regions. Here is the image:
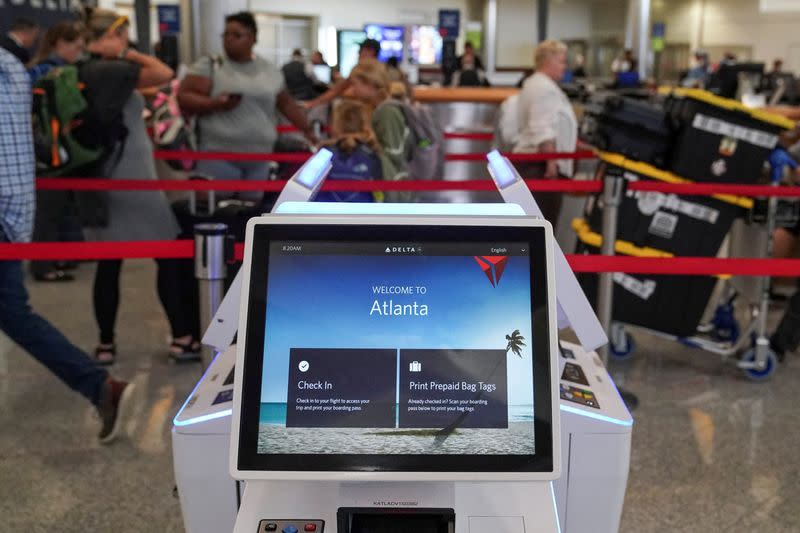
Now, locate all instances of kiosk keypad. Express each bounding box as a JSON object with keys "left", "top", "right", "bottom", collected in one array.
[{"left": 257, "top": 519, "right": 324, "bottom": 533}]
